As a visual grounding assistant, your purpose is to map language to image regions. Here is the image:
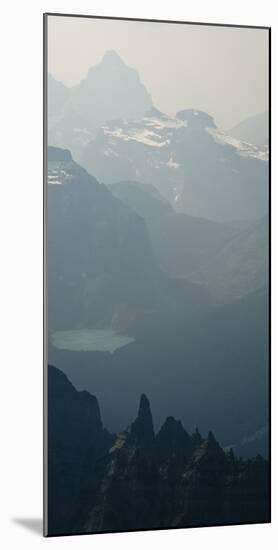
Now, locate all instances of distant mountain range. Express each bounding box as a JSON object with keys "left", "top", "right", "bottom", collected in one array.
[
  {"left": 47, "top": 365, "right": 269, "bottom": 535},
  {"left": 48, "top": 51, "right": 268, "bottom": 224},
  {"left": 229, "top": 111, "right": 269, "bottom": 146}
]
